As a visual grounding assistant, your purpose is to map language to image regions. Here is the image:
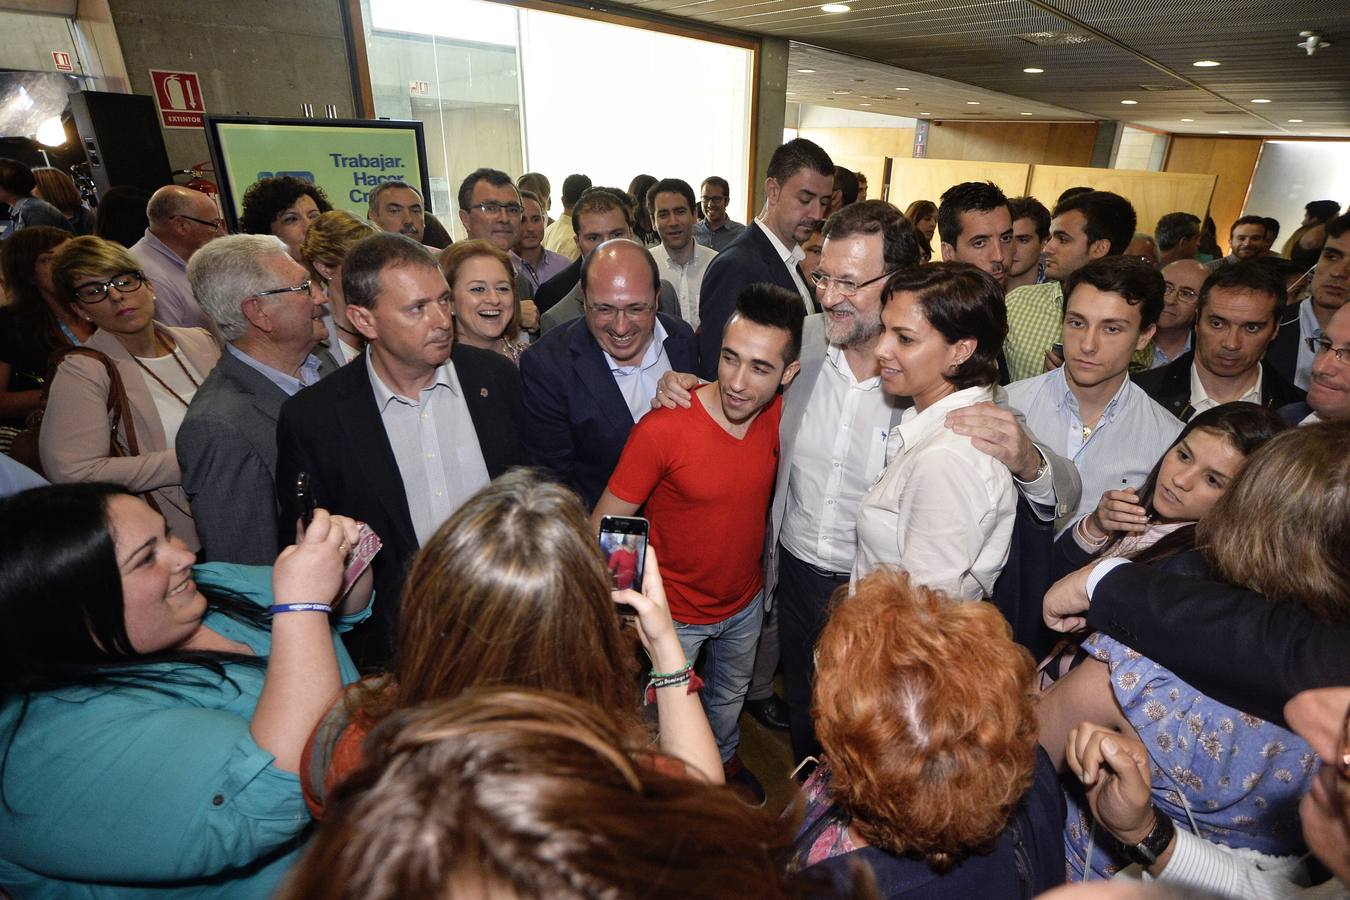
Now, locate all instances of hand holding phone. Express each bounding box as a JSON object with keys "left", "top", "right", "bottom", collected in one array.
[
  {"left": 599, "top": 515, "right": 648, "bottom": 616},
  {"left": 295, "top": 472, "right": 317, "bottom": 530}
]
